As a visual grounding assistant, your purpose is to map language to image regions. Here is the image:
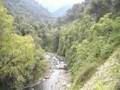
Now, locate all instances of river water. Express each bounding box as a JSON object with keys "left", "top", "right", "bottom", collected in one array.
[{"left": 27, "top": 53, "right": 71, "bottom": 90}]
